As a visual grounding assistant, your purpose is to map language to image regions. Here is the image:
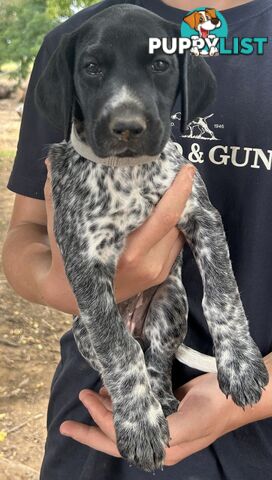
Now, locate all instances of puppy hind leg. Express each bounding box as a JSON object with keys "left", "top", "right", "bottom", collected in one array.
[{"left": 143, "top": 255, "right": 188, "bottom": 417}]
